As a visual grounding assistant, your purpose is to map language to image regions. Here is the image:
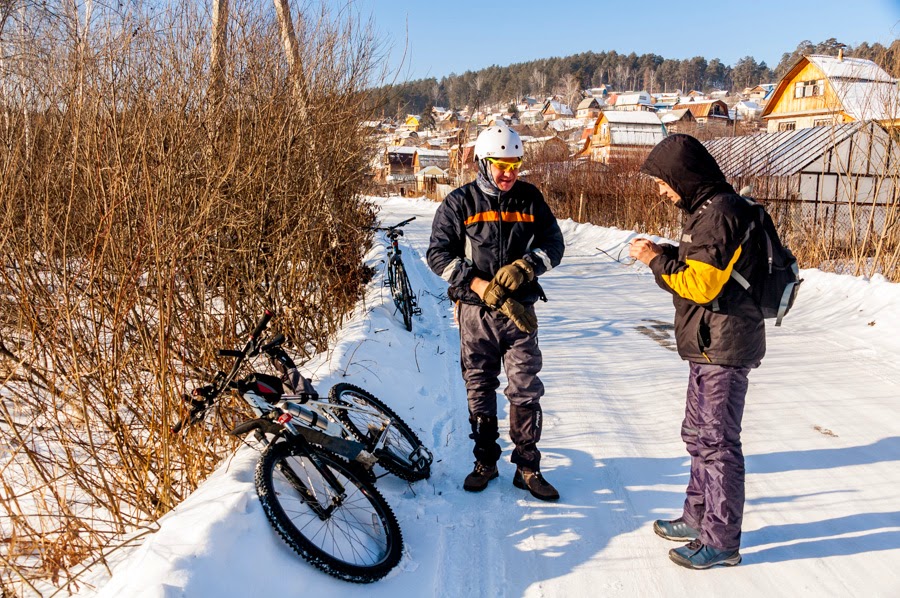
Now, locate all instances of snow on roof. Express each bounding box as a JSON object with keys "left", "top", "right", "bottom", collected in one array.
[
  {"left": 544, "top": 100, "right": 574, "bottom": 116},
  {"left": 602, "top": 111, "right": 663, "bottom": 125},
  {"left": 791, "top": 55, "right": 900, "bottom": 121},
  {"left": 599, "top": 111, "right": 665, "bottom": 146},
  {"left": 807, "top": 55, "right": 894, "bottom": 83},
  {"left": 416, "top": 165, "right": 447, "bottom": 177},
  {"left": 546, "top": 117, "right": 584, "bottom": 131},
  {"left": 389, "top": 146, "right": 418, "bottom": 155},
  {"left": 614, "top": 92, "right": 652, "bottom": 106},
  {"left": 415, "top": 148, "right": 449, "bottom": 157},
  {"left": 659, "top": 109, "right": 692, "bottom": 124}
]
